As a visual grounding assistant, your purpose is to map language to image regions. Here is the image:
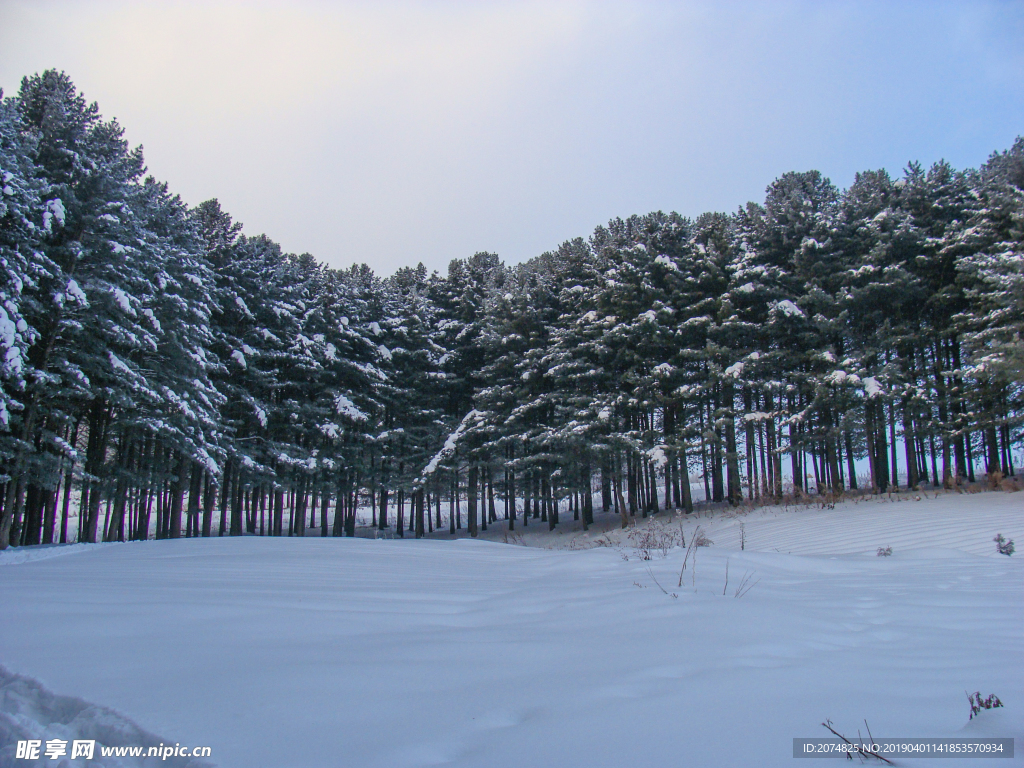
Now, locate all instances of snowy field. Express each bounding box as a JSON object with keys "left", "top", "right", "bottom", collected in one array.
[{"left": 1, "top": 490, "right": 1021, "bottom": 767}]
